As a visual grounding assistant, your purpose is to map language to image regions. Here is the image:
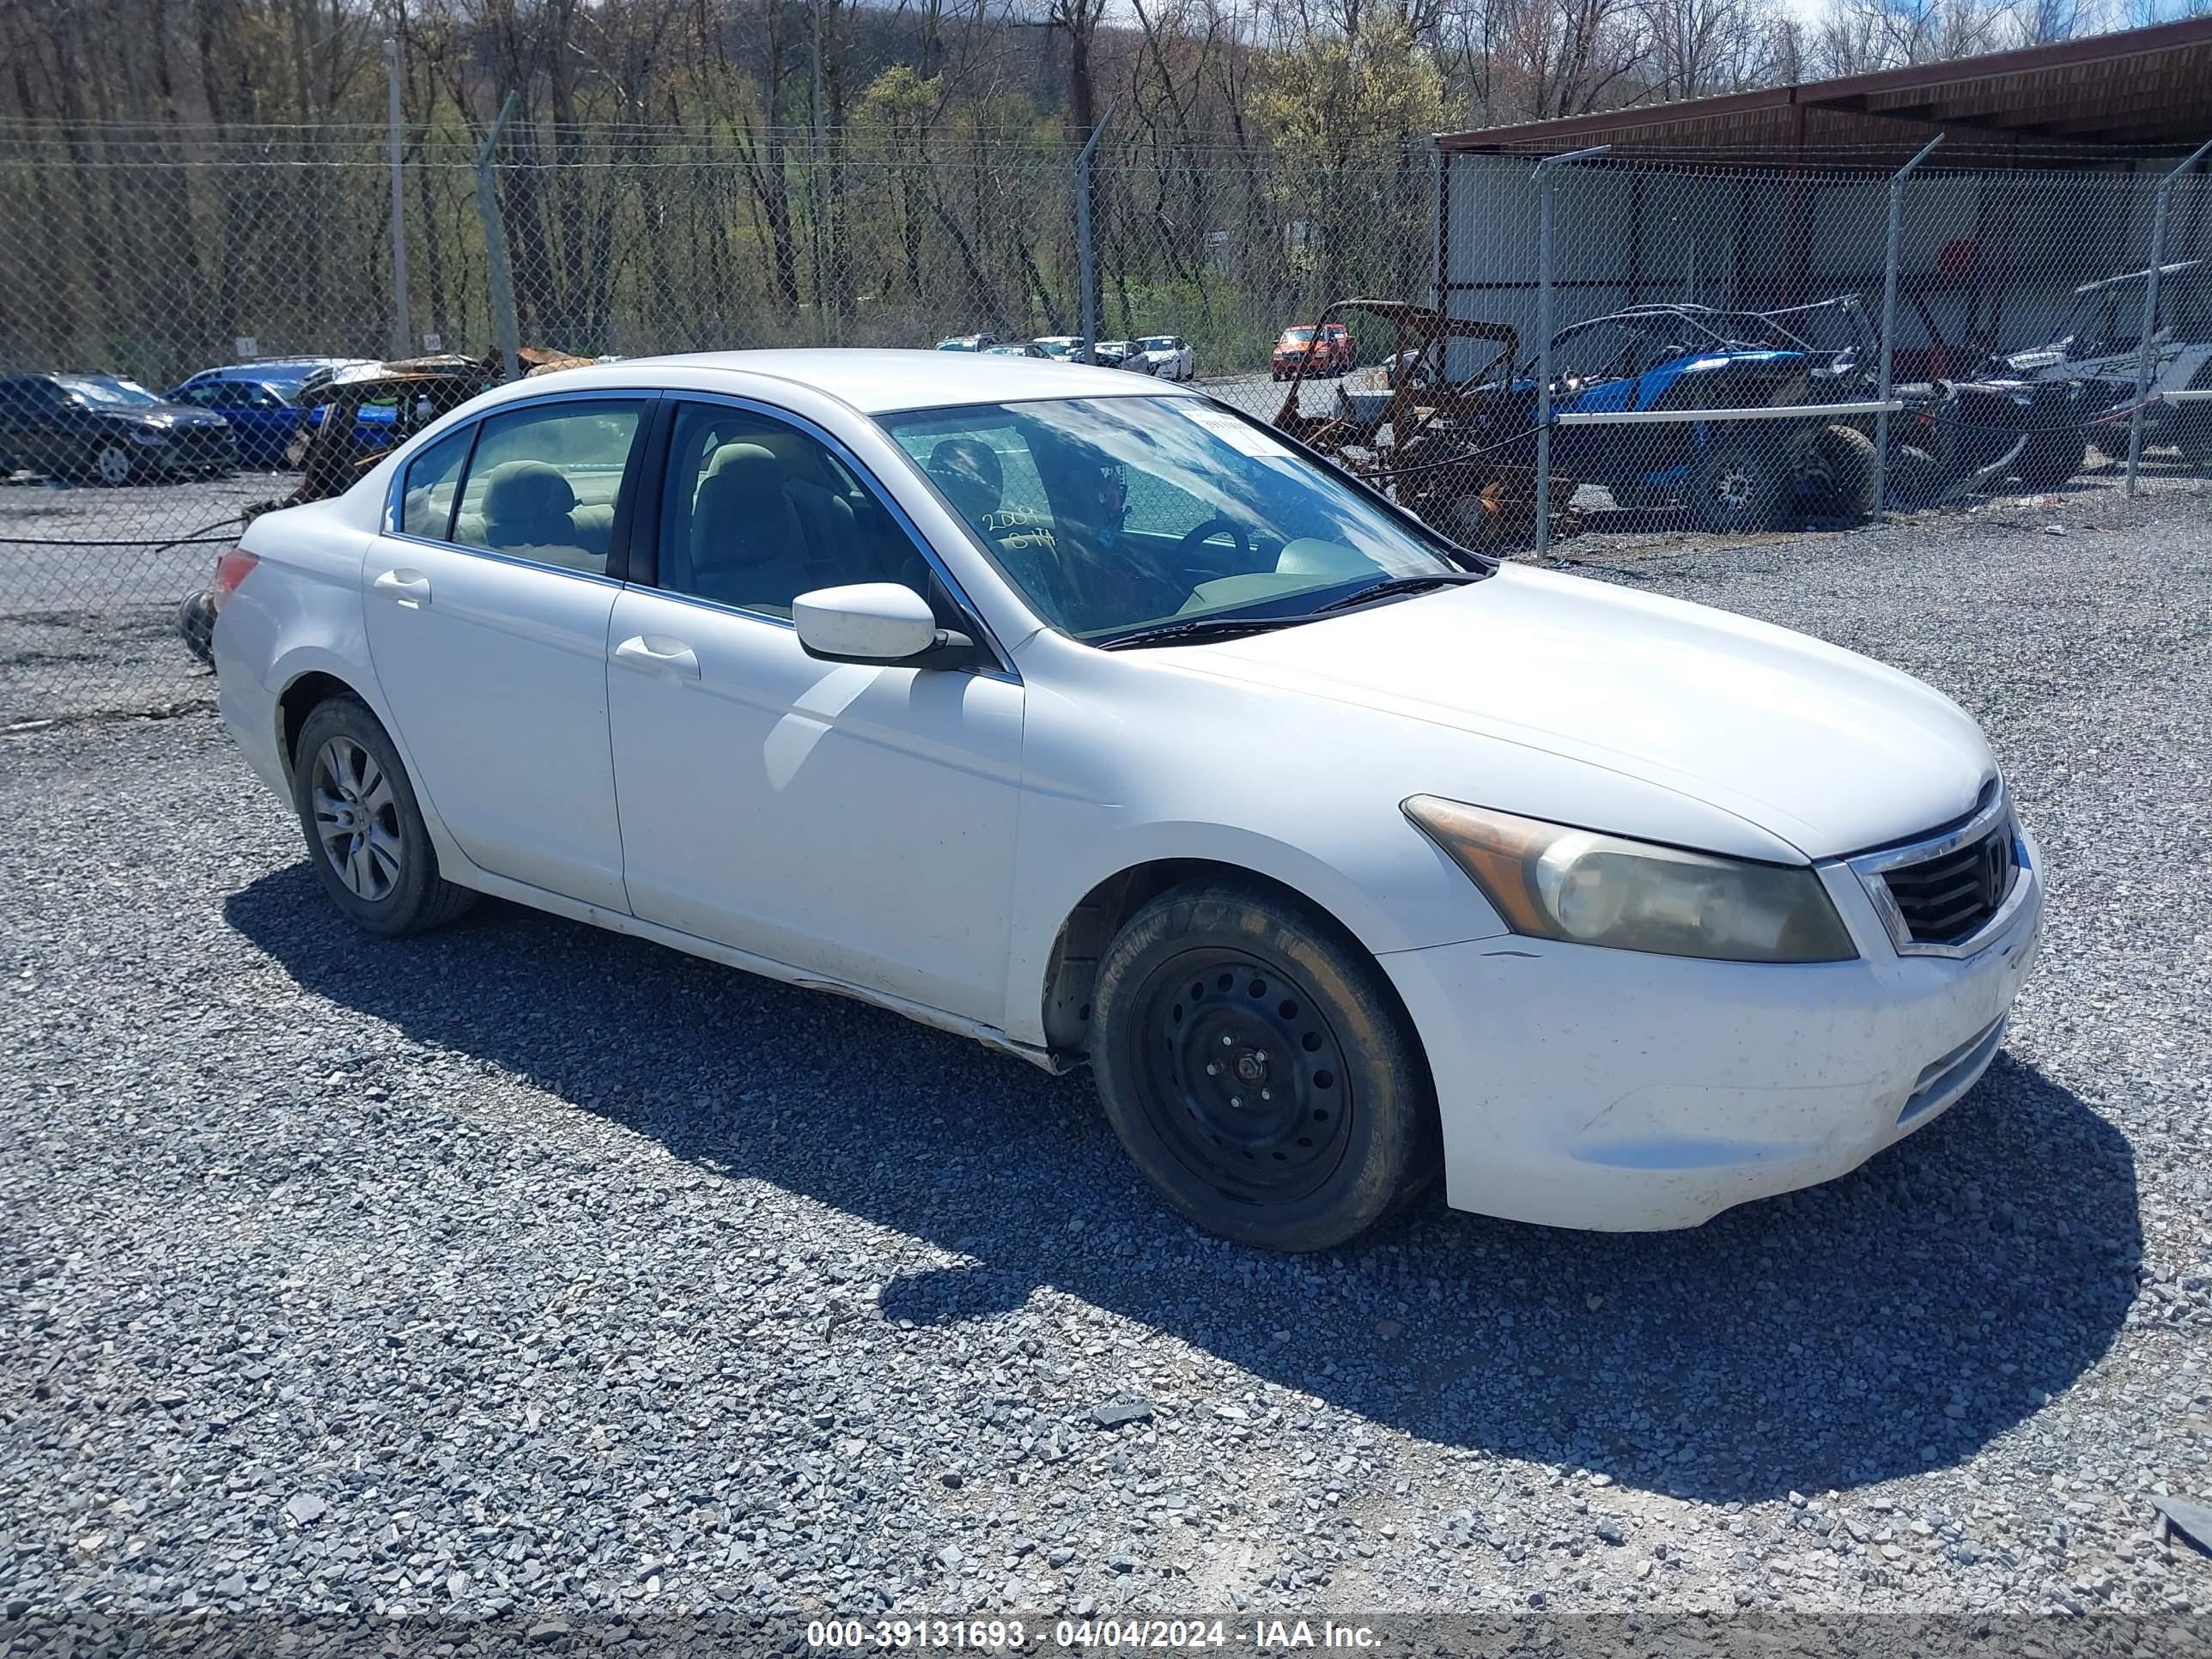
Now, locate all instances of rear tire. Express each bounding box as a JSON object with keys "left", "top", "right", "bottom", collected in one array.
[
  {"left": 177, "top": 592, "right": 216, "bottom": 666},
  {"left": 1794, "top": 424, "right": 1878, "bottom": 521},
  {"left": 291, "top": 696, "right": 478, "bottom": 937},
  {"left": 1090, "top": 879, "right": 1438, "bottom": 1251},
  {"left": 1688, "top": 439, "right": 1790, "bottom": 534}
]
